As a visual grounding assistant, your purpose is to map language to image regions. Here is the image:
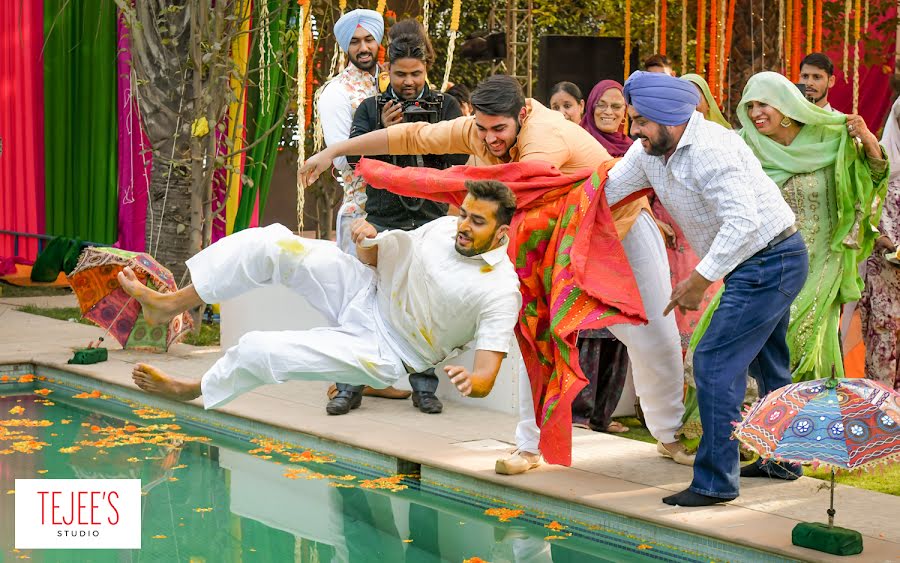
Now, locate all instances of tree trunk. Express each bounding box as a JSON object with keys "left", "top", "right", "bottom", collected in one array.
[
  {"left": 724, "top": 0, "right": 782, "bottom": 124},
  {"left": 145, "top": 162, "right": 193, "bottom": 282}
]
